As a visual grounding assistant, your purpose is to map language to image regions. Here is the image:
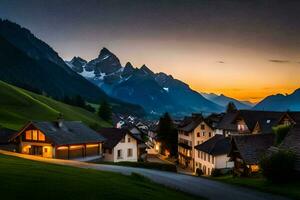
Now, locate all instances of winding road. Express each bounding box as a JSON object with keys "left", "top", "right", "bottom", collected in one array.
[{"left": 0, "top": 150, "right": 289, "bottom": 200}]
